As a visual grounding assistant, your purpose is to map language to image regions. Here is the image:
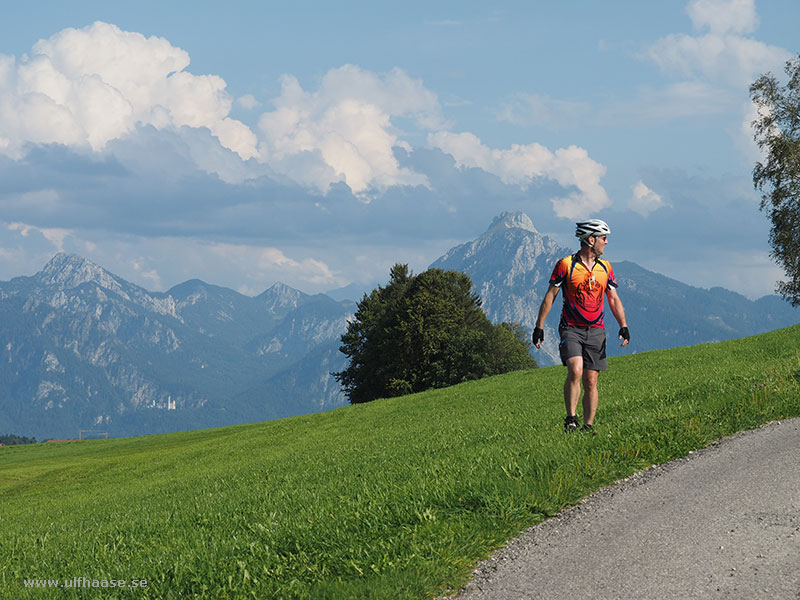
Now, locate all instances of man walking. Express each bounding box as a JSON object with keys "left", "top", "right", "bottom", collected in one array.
[{"left": 532, "top": 220, "right": 629, "bottom": 433}]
